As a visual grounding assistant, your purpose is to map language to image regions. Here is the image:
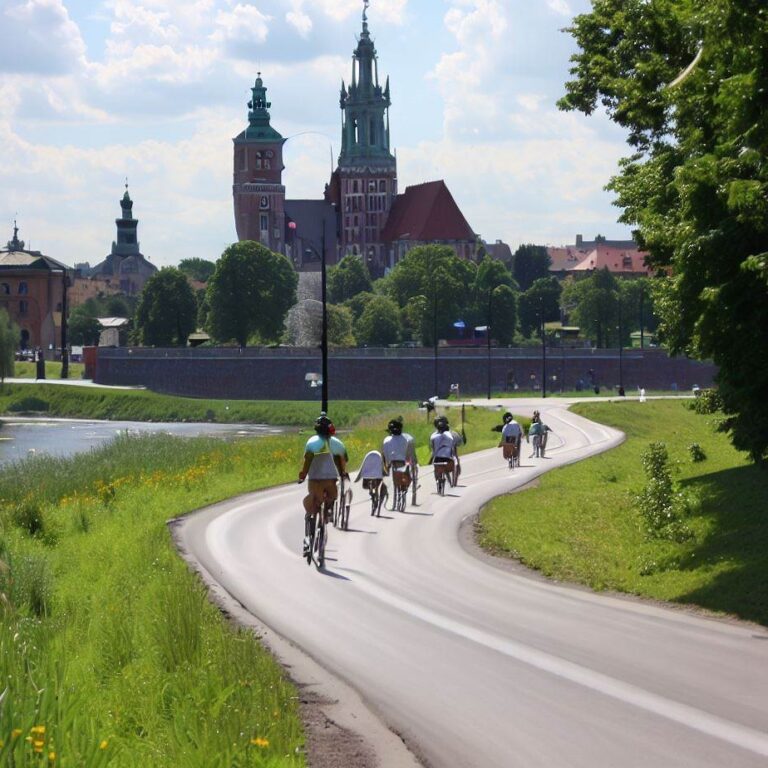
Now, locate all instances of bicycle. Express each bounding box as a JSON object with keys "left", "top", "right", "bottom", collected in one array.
[
  {"left": 502, "top": 439, "right": 519, "bottom": 469},
  {"left": 335, "top": 474, "right": 352, "bottom": 530},
  {"left": 303, "top": 486, "right": 332, "bottom": 570},
  {"left": 411, "top": 464, "right": 419, "bottom": 506},
  {"left": 366, "top": 479, "right": 387, "bottom": 516},
  {"left": 391, "top": 463, "right": 411, "bottom": 512},
  {"left": 433, "top": 459, "right": 453, "bottom": 496}
]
